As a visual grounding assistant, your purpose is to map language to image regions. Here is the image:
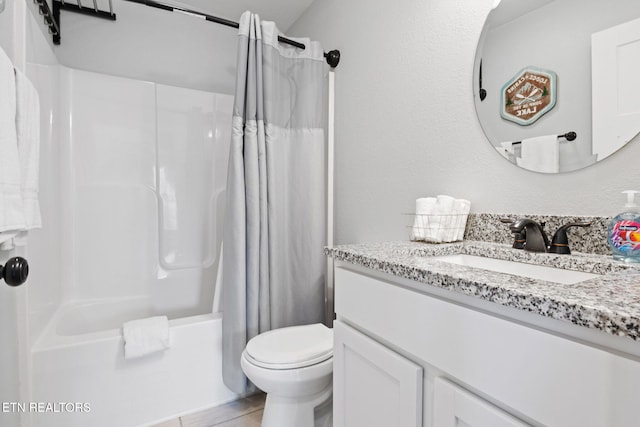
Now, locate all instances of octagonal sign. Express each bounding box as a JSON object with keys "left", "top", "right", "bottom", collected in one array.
[{"left": 500, "top": 67, "right": 557, "bottom": 126}]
